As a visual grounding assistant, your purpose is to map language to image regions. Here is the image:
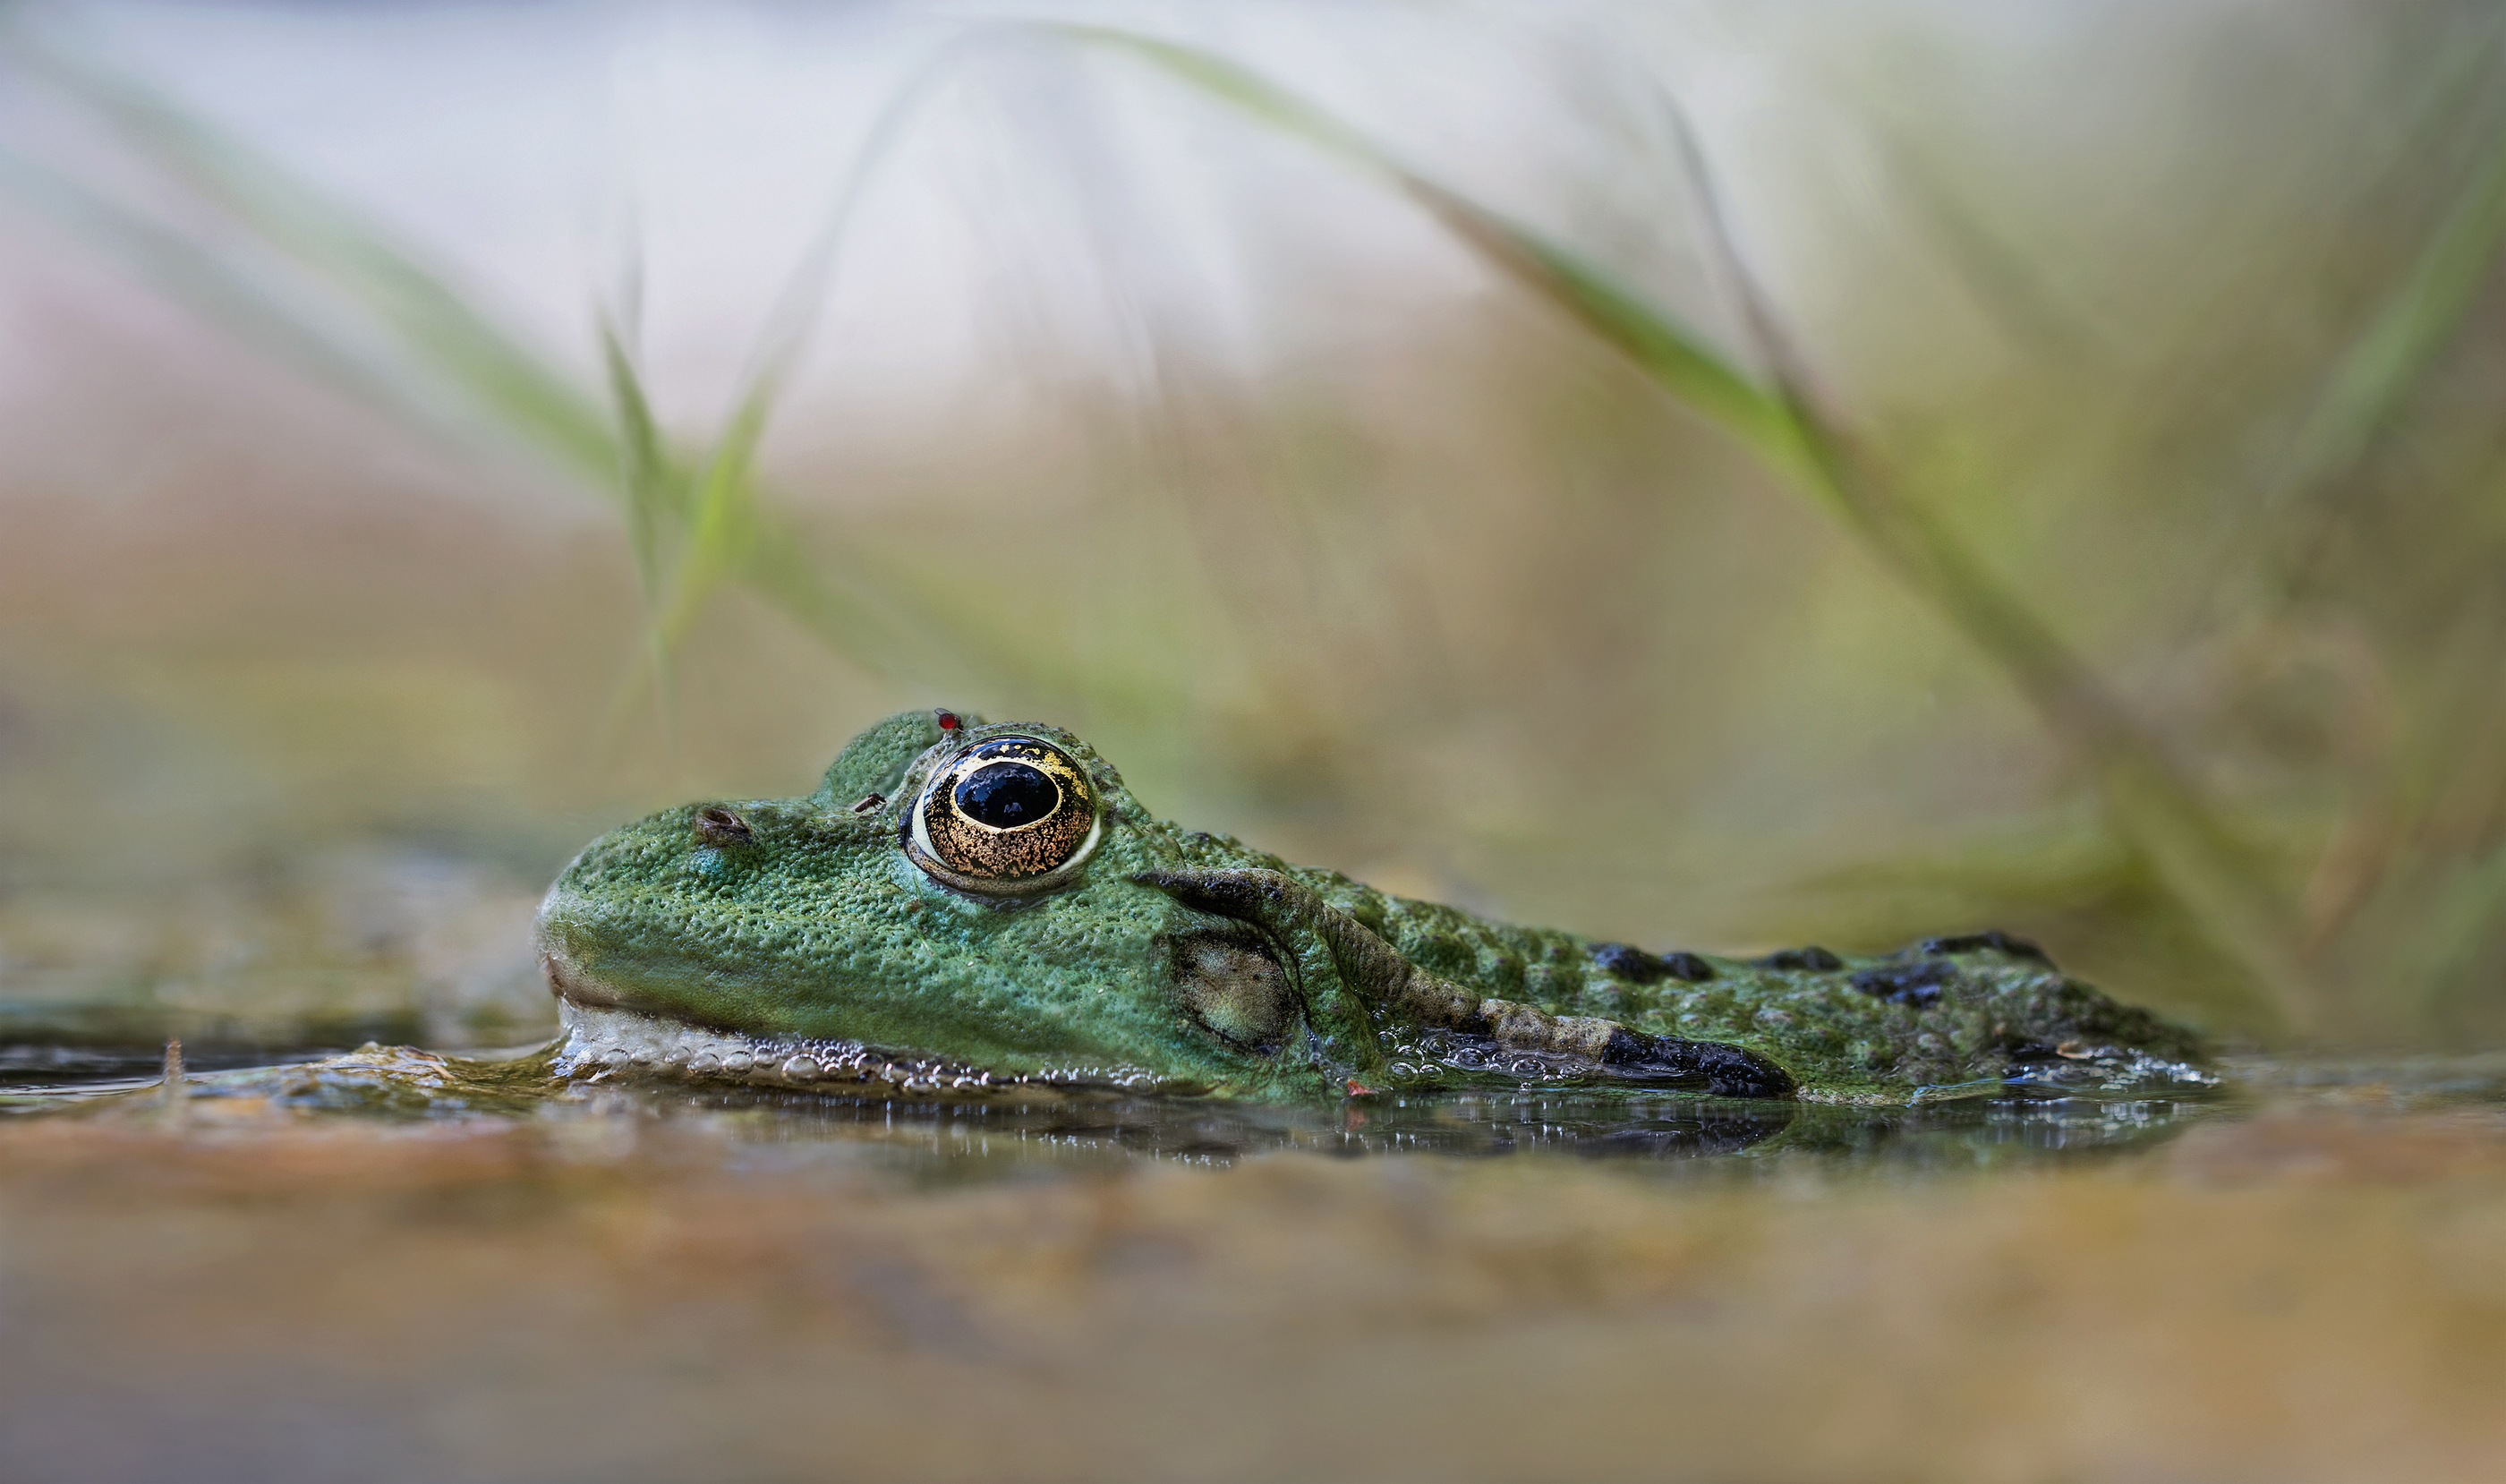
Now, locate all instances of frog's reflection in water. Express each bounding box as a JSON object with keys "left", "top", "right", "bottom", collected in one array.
[
  {"left": 30, "top": 1042, "right": 2223, "bottom": 1174},
  {"left": 646, "top": 1080, "right": 2222, "bottom": 1173},
  {"left": 672, "top": 1087, "right": 1800, "bottom": 1165}
]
